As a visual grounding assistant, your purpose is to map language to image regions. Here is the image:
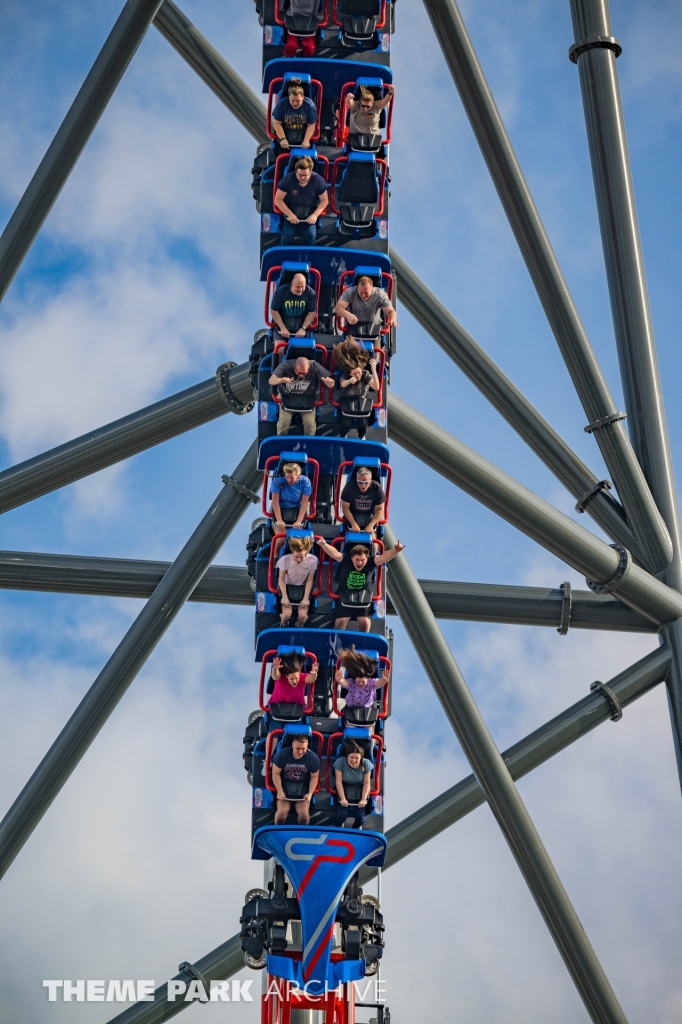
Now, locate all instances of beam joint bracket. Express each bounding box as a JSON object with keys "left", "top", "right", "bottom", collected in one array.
[
  {"left": 586, "top": 543, "right": 632, "bottom": 596},
  {"left": 584, "top": 410, "right": 626, "bottom": 434},
  {"left": 222, "top": 474, "right": 260, "bottom": 504},
  {"left": 569, "top": 36, "right": 622, "bottom": 64},
  {"left": 575, "top": 478, "right": 612, "bottom": 514},
  {"left": 589, "top": 680, "right": 623, "bottom": 722},
  {"left": 557, "top": 581, "right": 572, "bottom": 635},
  {"left": 217, "top": 362, "right": 254, "bottom": 415},
  {"left": 178, "top": 960, "right": 210, "bottom": 992}
]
